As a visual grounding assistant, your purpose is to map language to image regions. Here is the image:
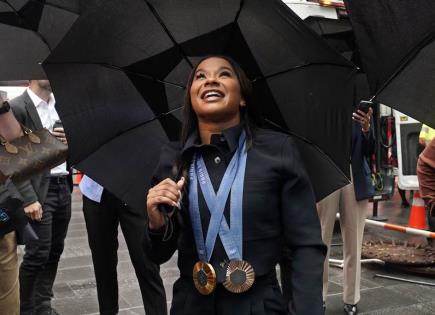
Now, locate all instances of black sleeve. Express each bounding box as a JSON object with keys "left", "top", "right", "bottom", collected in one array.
[
  {"left": 280, "top": 137, "right": 326, "bottom": 315},
  {"left": 145, "top": 143, "right": 181, "bottom": 265},
  {"left": 361, "top": 124, "right": 375, "bottom": 158},
  {"left": 14, "top": 179, "right": 38, "bottom": 207}
]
